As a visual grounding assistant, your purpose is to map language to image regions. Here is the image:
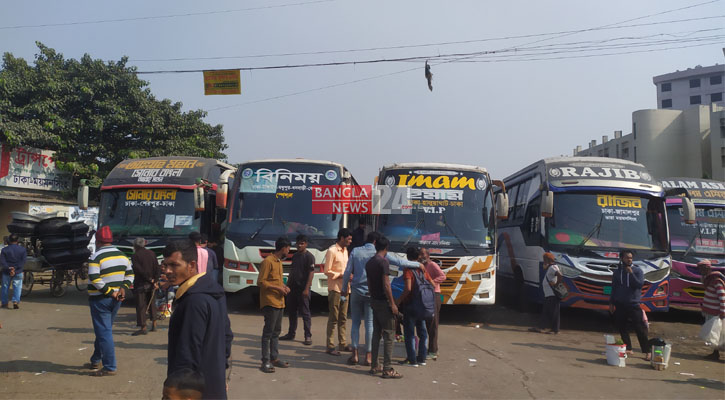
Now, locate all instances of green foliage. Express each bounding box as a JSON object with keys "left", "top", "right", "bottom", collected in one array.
[{"left": 0, "top": 42, "right": 227, "bottom": 196}]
